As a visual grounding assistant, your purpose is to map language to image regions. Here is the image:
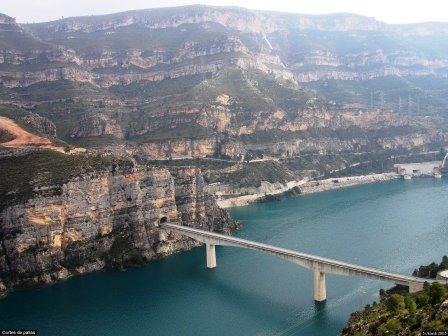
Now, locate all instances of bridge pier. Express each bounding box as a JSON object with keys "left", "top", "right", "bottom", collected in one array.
[
  {"left": 314, "top": 270, "right": 326, "bottom": 302},
  {"left": 206, "top": 243, "right": 216, "bottom": 269},
  {"left": 408, "top": 282, "right": 424, "bottom": 293}
]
